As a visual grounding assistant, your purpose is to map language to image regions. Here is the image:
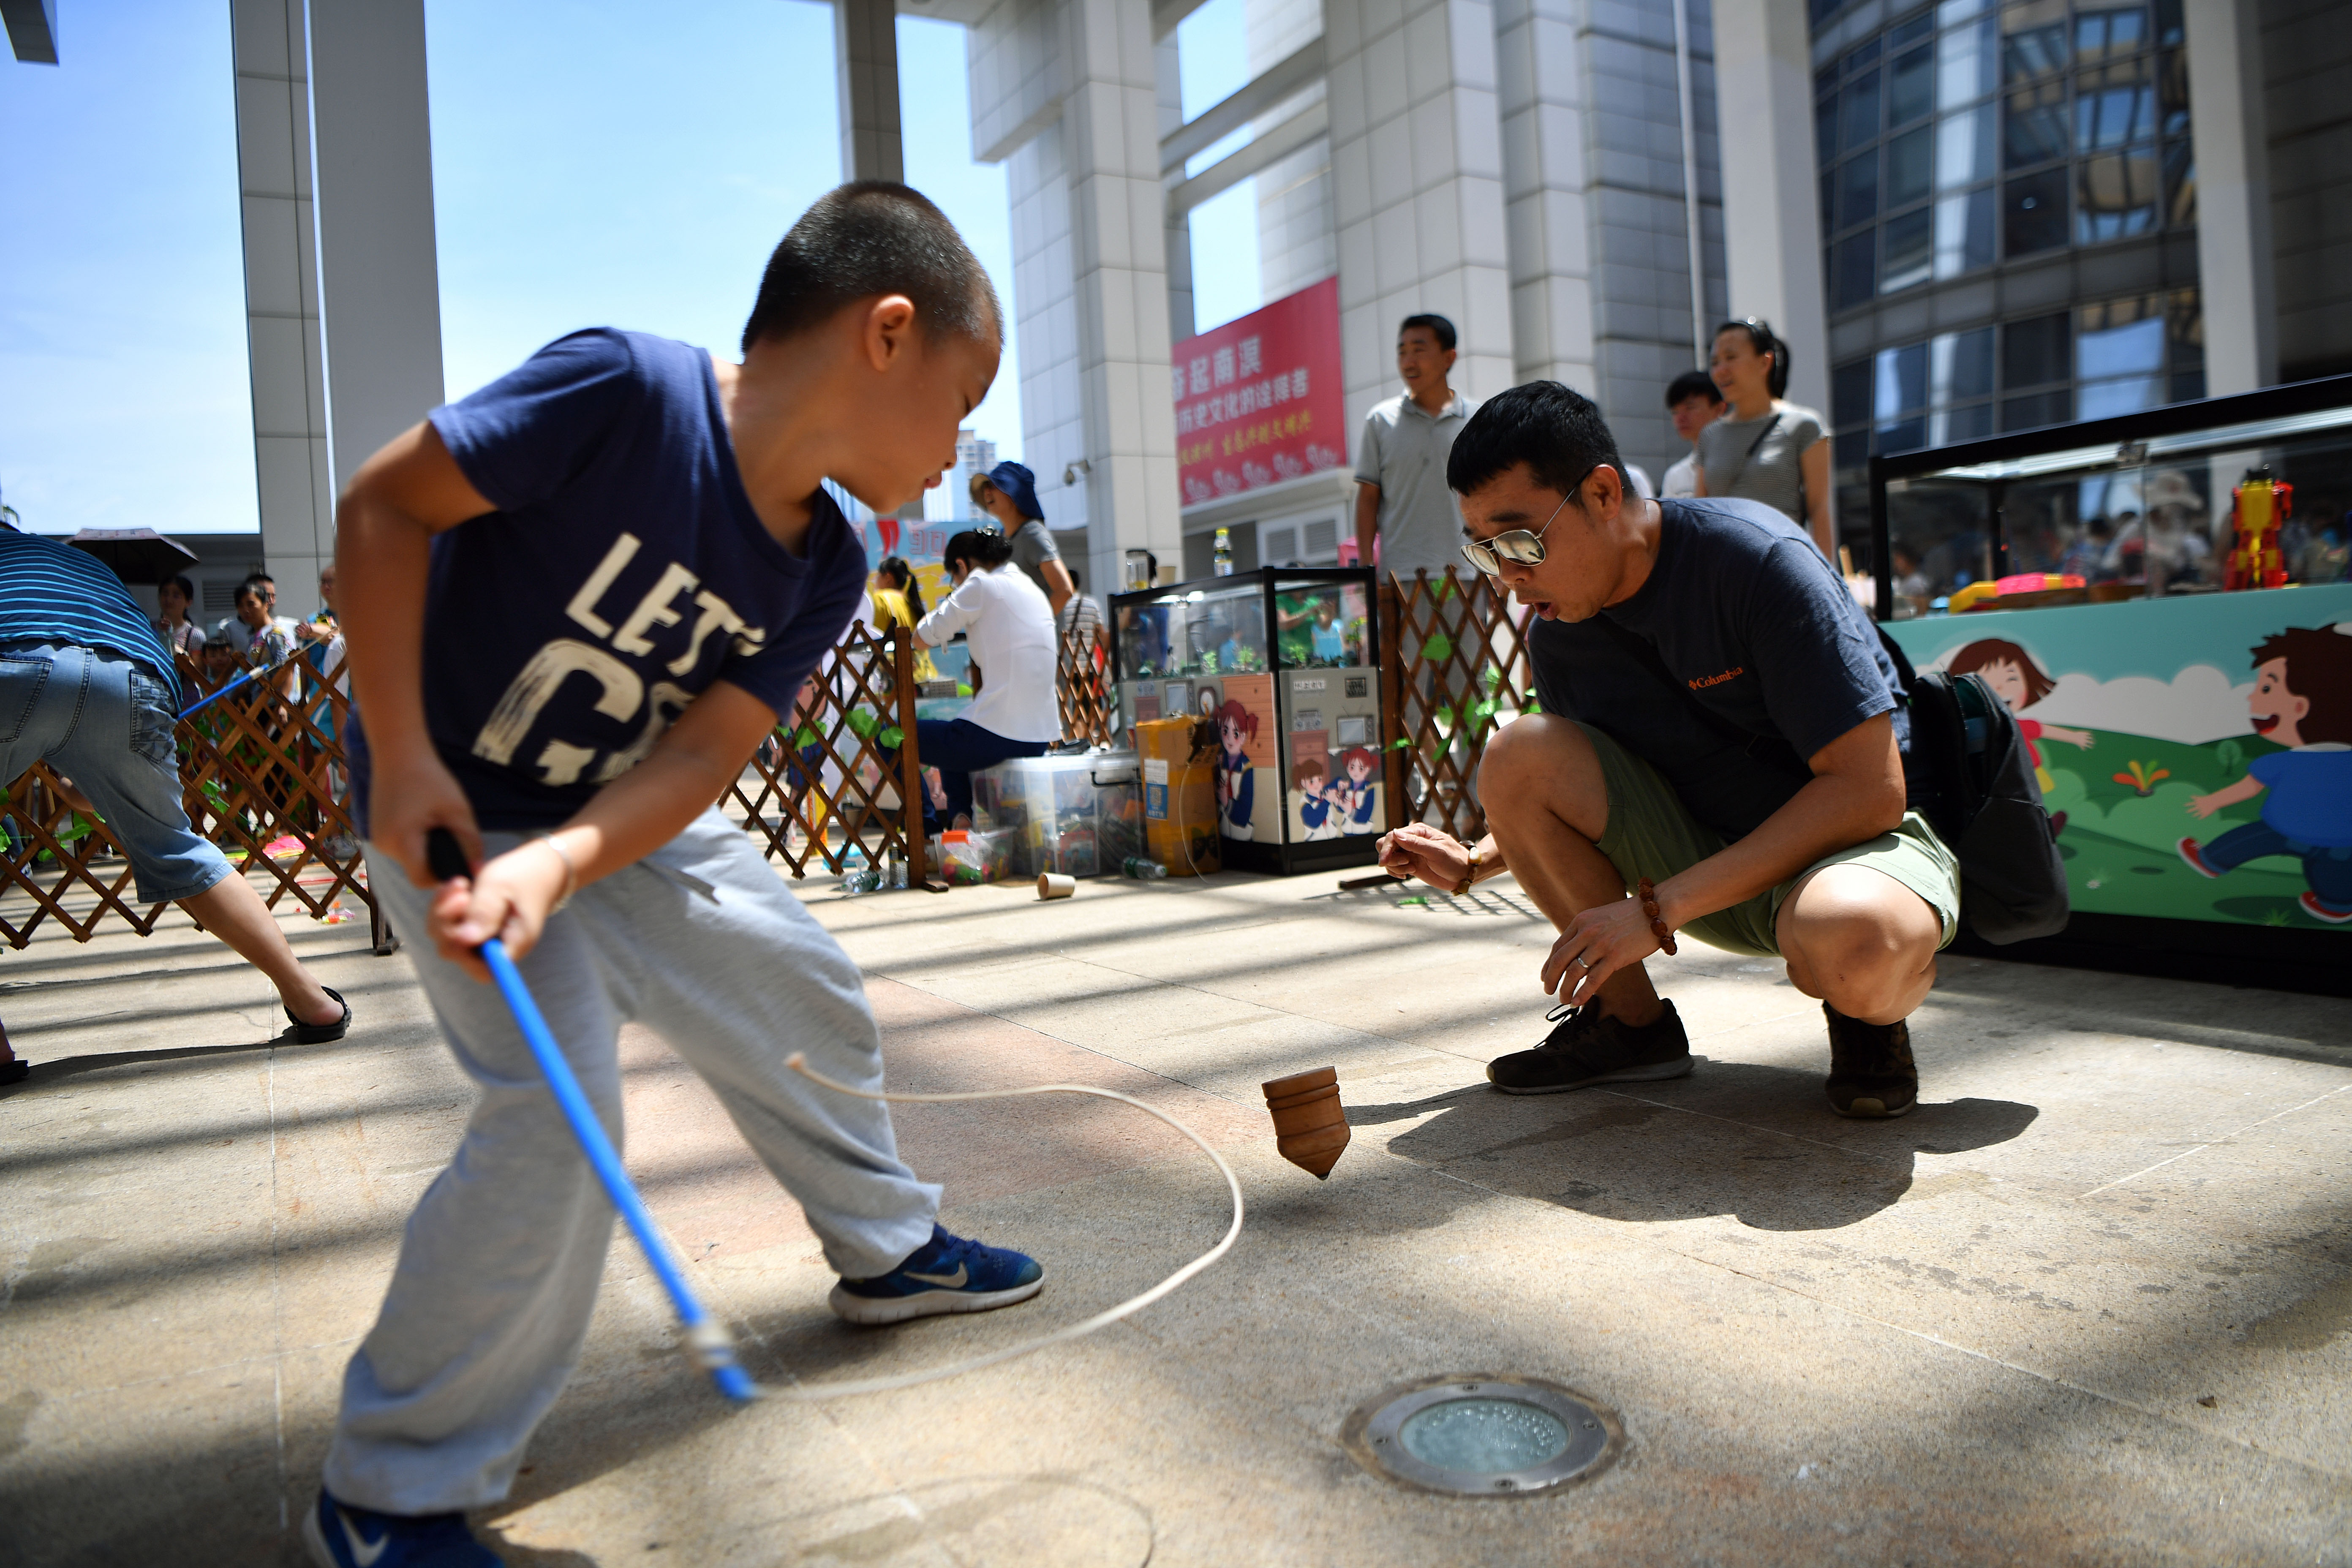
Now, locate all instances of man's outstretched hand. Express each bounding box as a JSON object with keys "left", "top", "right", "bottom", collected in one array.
[{"left": 1376, "top": 823, "right": 1472, "bottom": 889}]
